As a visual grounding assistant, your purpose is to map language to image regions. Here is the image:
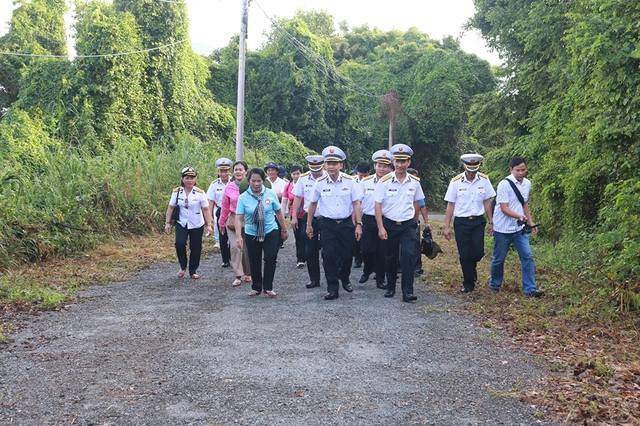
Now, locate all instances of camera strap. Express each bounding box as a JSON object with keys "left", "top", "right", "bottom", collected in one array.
[{"left": 505, "top": 179, "right": 525, "bottom": 206}]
